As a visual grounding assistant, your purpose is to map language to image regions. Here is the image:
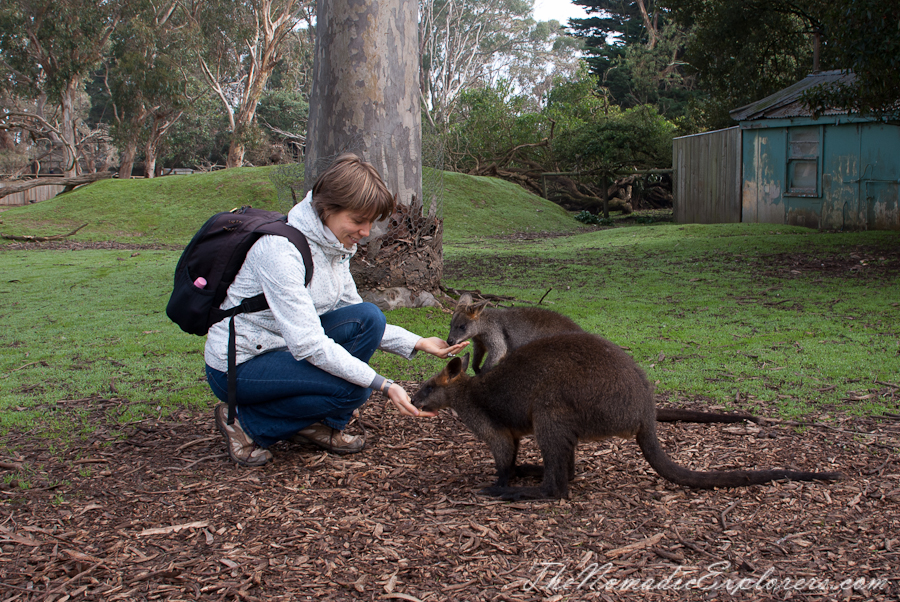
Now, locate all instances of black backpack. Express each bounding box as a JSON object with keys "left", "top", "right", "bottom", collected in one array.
[{"left": 166, "top": 206, "right": 313, "bottom": 424}]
